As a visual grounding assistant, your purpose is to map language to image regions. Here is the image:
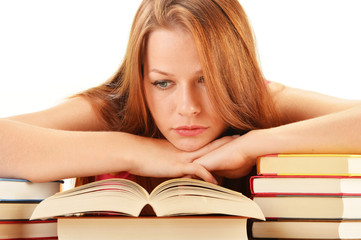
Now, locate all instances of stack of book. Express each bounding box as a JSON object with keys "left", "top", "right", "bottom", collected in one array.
[
  {"left": 31, "top": 178, "right": 265, "bottom": 240},
  {"left": 0, "top": 178, "right": 62, "bottom": 239},
  {"left": 250, "top": 154, "right": 361, "bottom": 239}
]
